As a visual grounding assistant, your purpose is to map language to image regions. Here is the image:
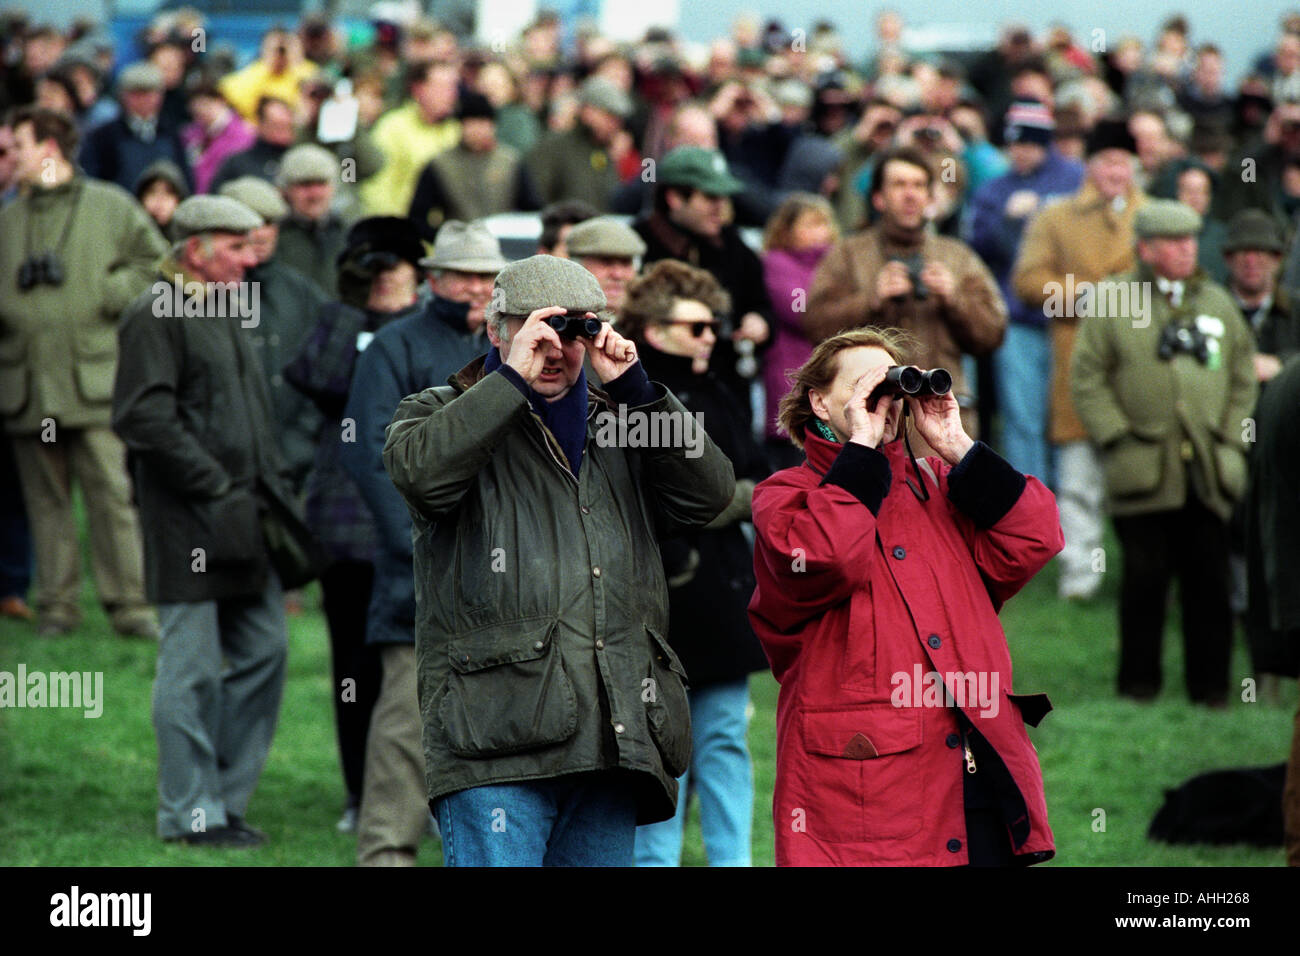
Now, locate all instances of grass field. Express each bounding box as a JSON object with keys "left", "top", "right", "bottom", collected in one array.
[{"left": 0, "top": 520, "right": 1294, "bottom": 866}]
